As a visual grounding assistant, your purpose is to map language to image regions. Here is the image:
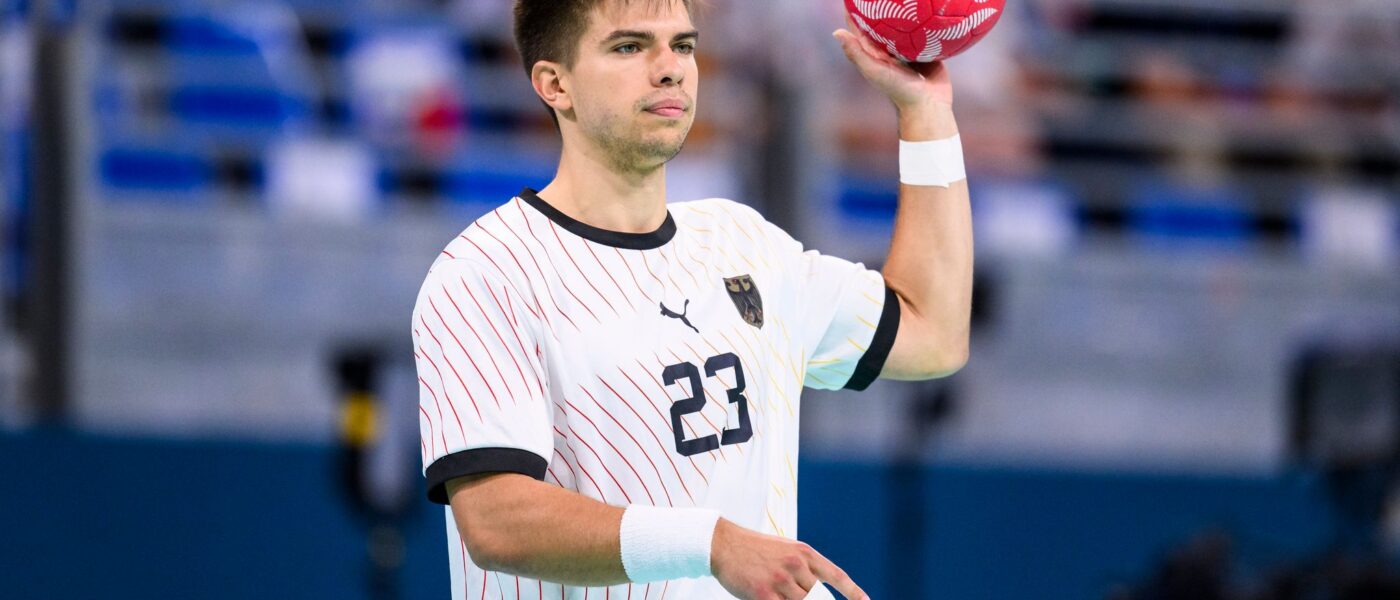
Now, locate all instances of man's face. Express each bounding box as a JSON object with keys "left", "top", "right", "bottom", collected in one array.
[{"left": 565, "top": 0, "right": 699, "bottom": 173}]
